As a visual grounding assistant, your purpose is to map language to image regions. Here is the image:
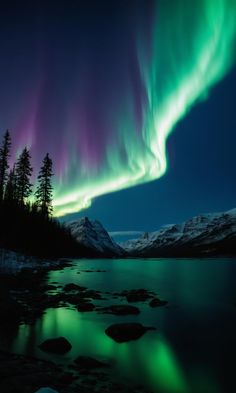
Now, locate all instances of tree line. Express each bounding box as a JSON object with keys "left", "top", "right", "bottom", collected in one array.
[
  {"left": 0, "top": 130, "right": 89, "bottom": 258},
  {"left": 0, "top": 130, "right": 53, "bottom": 218}
]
